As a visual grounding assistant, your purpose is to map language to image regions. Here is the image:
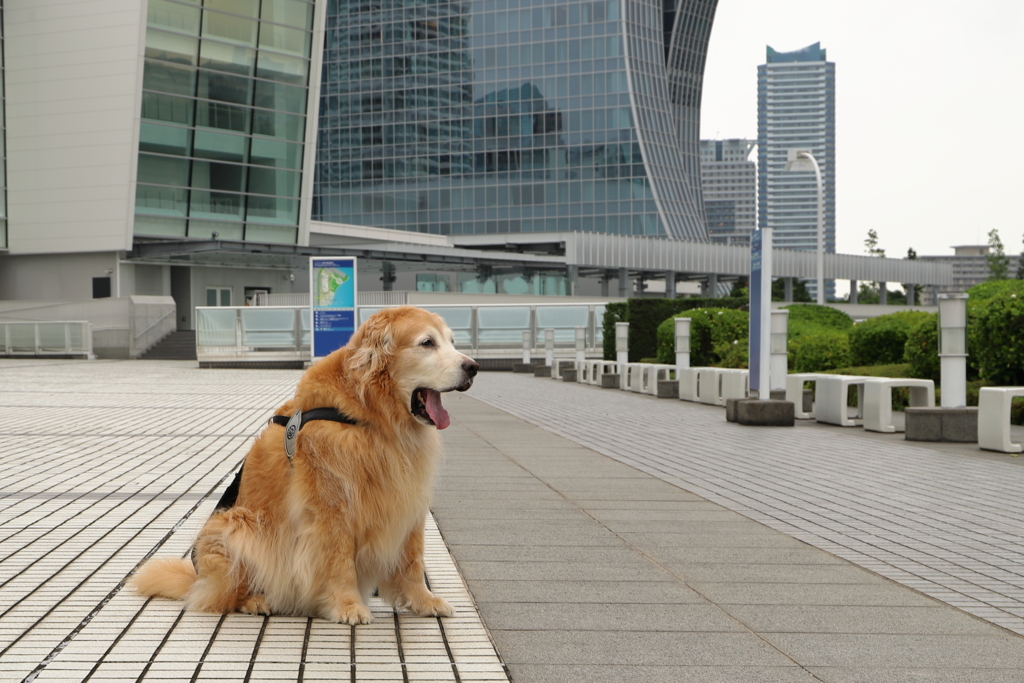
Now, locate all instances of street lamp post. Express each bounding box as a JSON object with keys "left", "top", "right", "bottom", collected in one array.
[{"left": 784, "top": 149, "right": 825, "bottom": 305}]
